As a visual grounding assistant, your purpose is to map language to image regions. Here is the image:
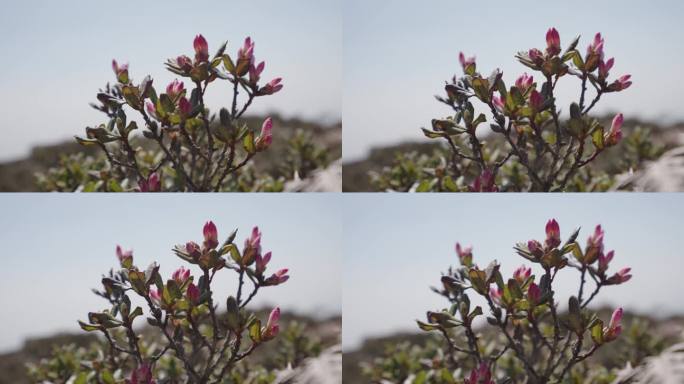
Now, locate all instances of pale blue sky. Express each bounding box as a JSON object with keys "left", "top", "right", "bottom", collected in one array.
[
  {"left": 0, "top": 0, "right": 341, "bottom": 161},
  {"left": 344, "top": 0, "right": 684, "bottom": 160},
  {"left": 343, "top": 194, "right": 684, "bottom": 350},
  {"left": 0, "top": 194, "right": 342, "bottom": 352}
]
